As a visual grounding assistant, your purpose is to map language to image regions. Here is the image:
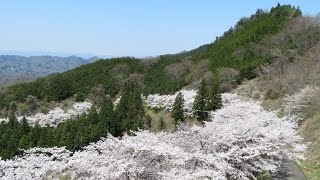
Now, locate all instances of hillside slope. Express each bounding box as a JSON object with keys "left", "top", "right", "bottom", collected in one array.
[
  {"left": 0, "top": 55, "right": 98, "bottom": 87},
  {"left": 0, "top": 5, "right": 301, "bottom": 113},
  {"left": 232, "top": 13, "right": 320, "bottom": 178},
  {"left": 1, "top": 4, "right": 319, "bottom": 179}
]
